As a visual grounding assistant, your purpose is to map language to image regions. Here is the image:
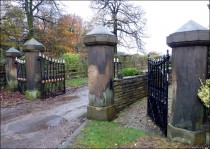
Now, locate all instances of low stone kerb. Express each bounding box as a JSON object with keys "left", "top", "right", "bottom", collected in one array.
[
  {"left": 22, "top": 38, "right": 45, "bottom": 52},
  {"left": 84, "top": 26, "right": 117, "bottom": 46}
]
